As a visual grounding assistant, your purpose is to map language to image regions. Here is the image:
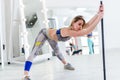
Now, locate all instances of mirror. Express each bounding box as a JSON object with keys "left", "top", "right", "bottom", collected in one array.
[{"left": 23, "top": 0, "right": 52, "bottom": 62}]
